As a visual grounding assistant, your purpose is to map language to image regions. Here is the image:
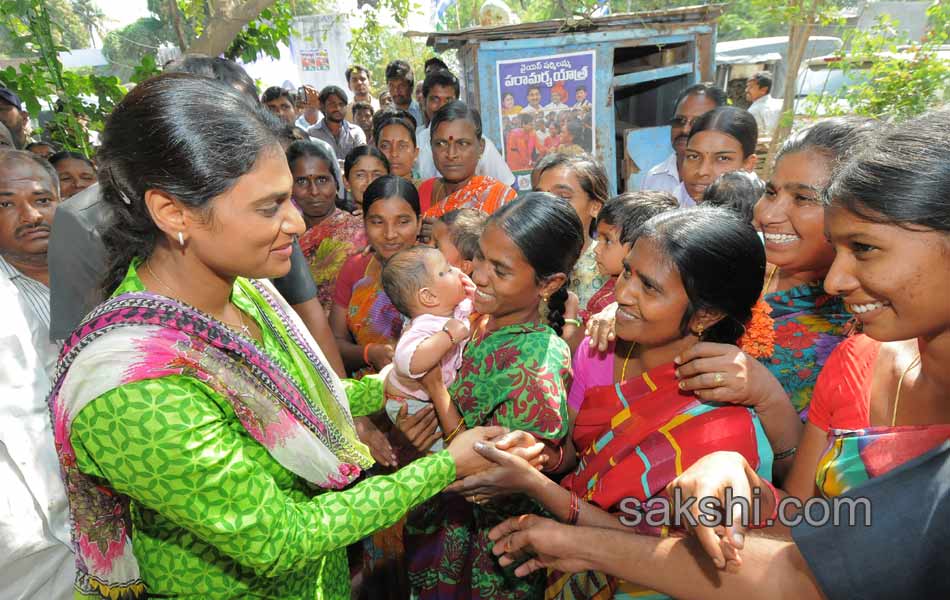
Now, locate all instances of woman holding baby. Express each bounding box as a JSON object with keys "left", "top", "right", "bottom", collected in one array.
[{"left": 403, "top": 193, "right": 585, "bottom": 600}]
